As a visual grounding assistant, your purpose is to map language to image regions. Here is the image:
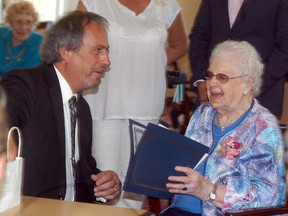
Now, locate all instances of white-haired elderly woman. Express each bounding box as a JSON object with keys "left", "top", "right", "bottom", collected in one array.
[{"left": 160, "top": 40, "right": 286, "bottom": 216}]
